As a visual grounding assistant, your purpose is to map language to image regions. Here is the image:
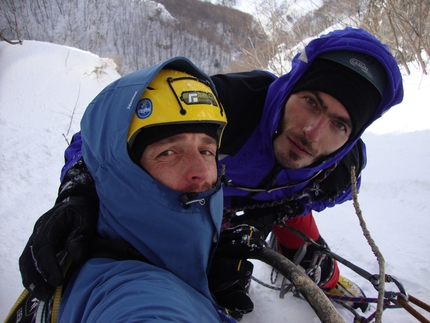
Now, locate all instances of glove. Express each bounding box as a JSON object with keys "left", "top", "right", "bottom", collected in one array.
[
  {"left": 214, "top": 224, "right": 265, "bottom": 259},
  {"left": 207, "top": 225, "right": 264, "bottom": 318},
  {"left": 19, "top": 196, "right": 98, "bottom": 301},
  {"left": 209, "top": 258, "right": 254, "bottom": 317},
  {"left": 229, "top": 201, "right": 305, "bottom": 238}
]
